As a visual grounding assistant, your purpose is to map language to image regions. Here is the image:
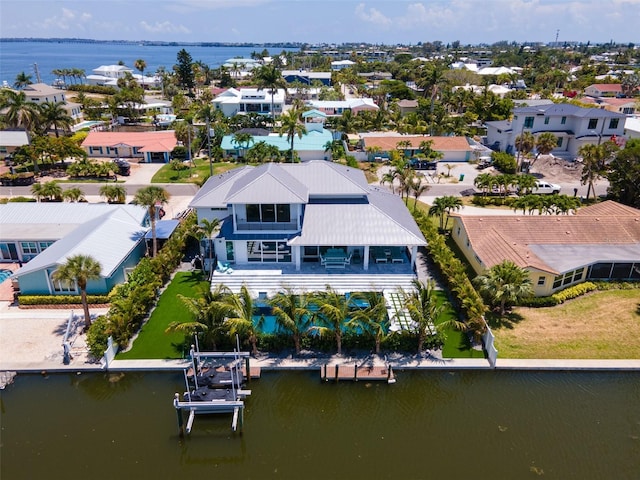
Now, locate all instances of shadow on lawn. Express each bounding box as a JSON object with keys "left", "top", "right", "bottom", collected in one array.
[
  {"left": 486, "top": 310, "right": 525, "bottom": 330},
  {"left": 177, "top": 270, "right": 206, "bottom": 284}
]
